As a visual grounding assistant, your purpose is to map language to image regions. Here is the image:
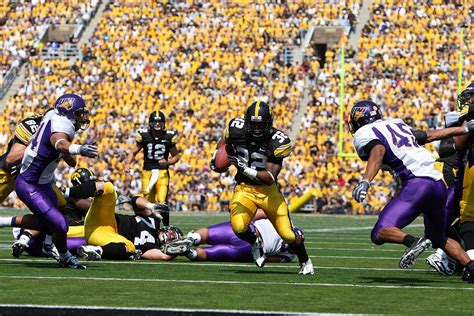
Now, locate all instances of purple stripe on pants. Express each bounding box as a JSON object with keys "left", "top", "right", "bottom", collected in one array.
[
  {"left": 372, "top": 177, "right": 448, "bottom": 248},
  {"left": 204, "top": 222, "right": 253, "bottom": 262},
  {"left": 15, "top": 174, "right": 68, "bottom": 234}
]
